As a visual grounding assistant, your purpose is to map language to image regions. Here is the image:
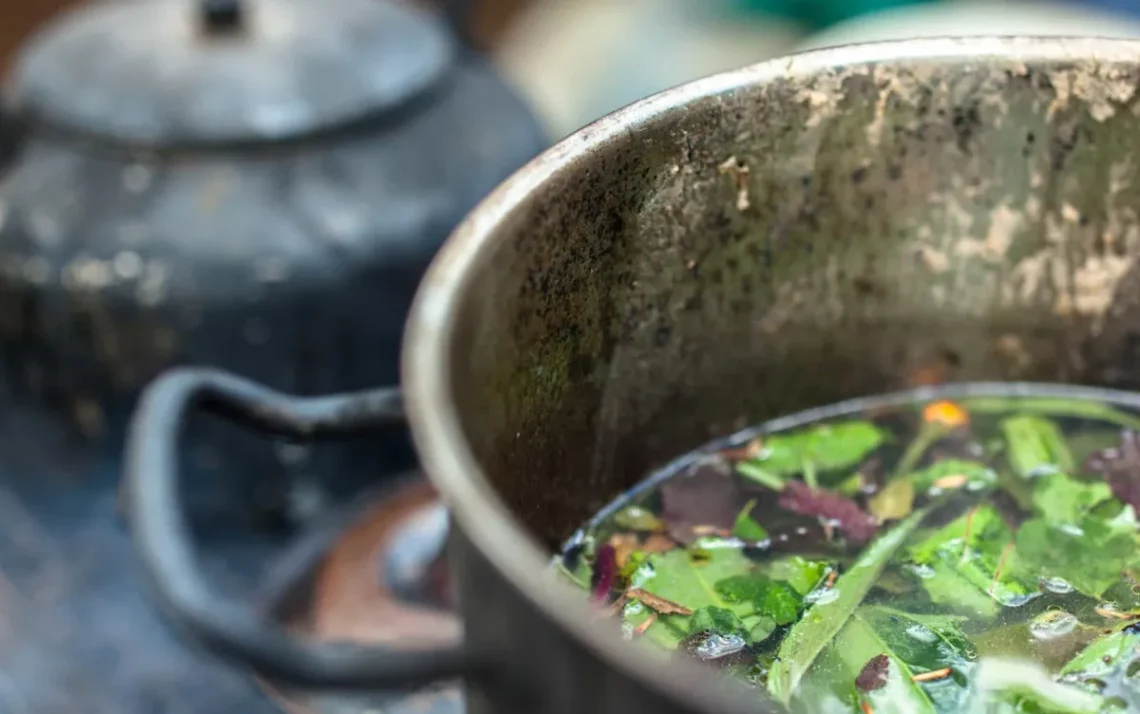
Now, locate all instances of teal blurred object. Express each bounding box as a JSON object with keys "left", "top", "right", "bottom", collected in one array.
[{"left": 726, "top": 0, "right": 940, "bottom": 30}]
